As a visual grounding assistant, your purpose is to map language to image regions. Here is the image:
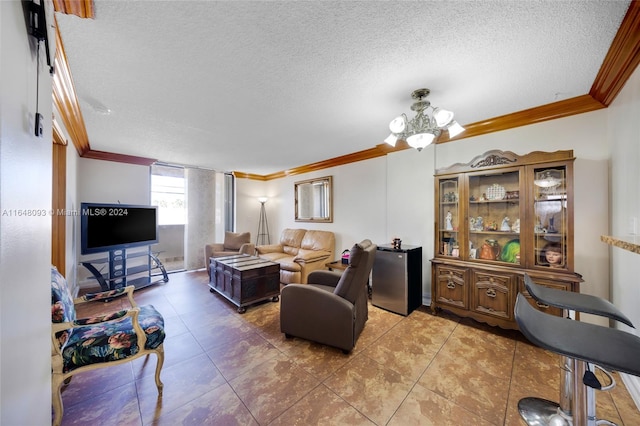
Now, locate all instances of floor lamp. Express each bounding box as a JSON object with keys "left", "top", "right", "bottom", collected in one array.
[{"left": 256, "top": 197, "right": 270, "bottom": 245}]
